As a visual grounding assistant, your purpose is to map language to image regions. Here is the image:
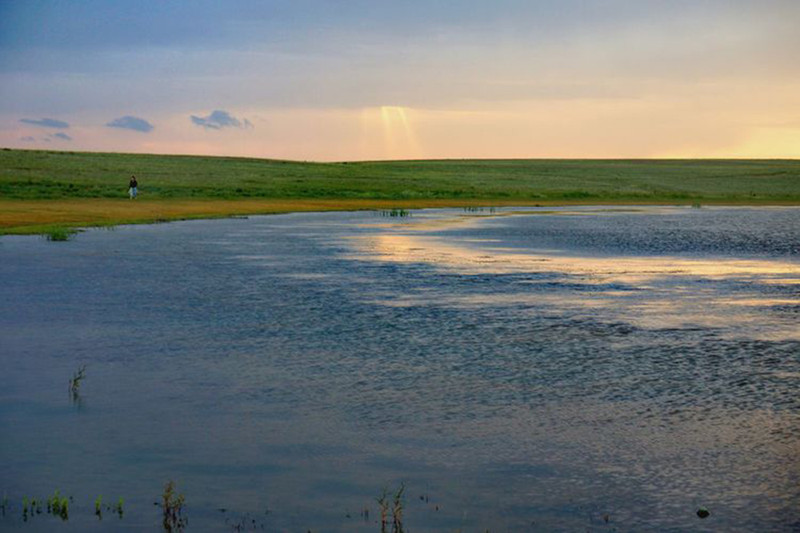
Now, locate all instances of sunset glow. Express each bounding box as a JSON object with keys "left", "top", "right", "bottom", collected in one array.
[
  {"left": 379, "top": 106, "right": 421, "bottom": 159},
  {"left": 1, "top": 1, "right": 798, "bottom": 160}
]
